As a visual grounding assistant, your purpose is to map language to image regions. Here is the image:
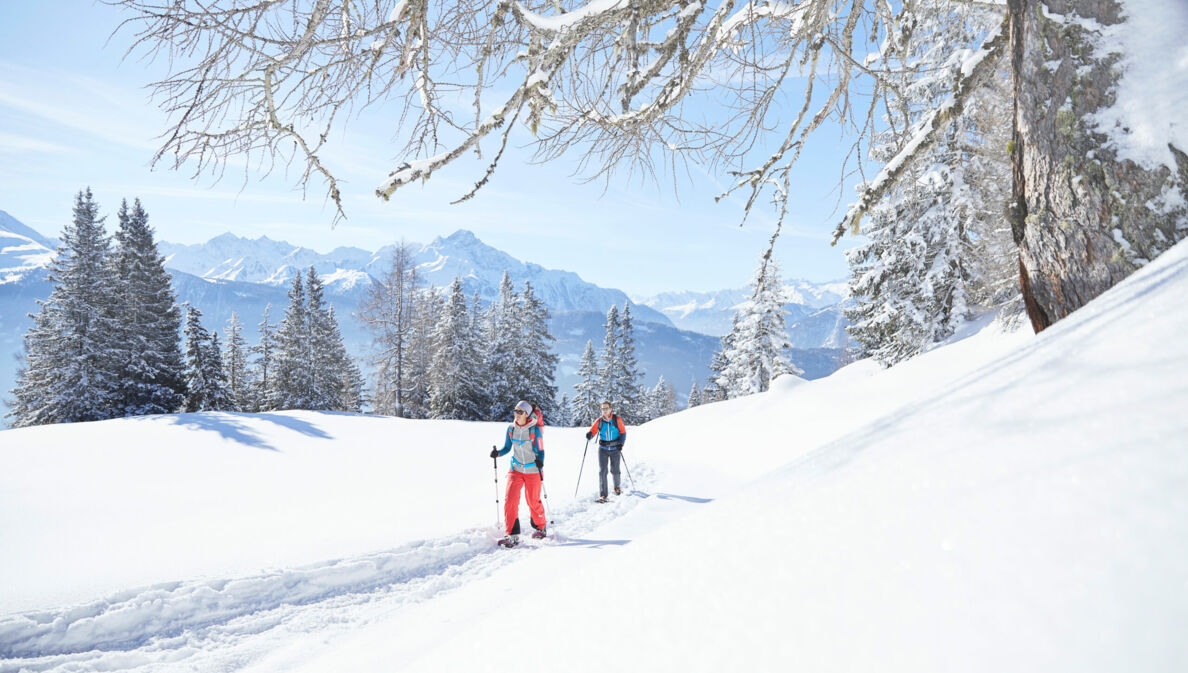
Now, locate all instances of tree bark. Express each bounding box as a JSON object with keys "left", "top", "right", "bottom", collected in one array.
[{"left": 1009, "top": 0, "right": 1188, "bottom": 332}]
